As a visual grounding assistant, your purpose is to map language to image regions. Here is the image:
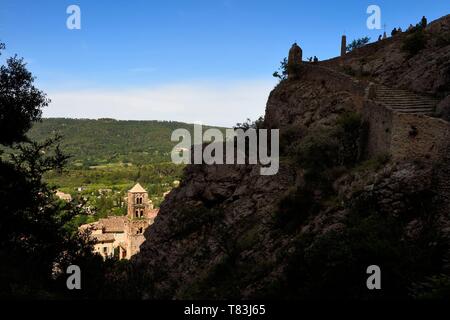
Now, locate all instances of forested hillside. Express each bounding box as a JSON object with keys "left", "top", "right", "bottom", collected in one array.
[
  {"left": 27, "top": 118, "right": 225, "bottom": 167},
  {"left": 15, "top": 118, "right": 226, "bottom": 222}
]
